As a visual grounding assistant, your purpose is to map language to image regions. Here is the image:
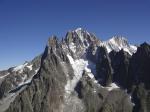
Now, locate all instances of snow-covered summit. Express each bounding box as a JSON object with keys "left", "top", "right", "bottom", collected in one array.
[
  {"left": 74, "top": 28, "right": 86, "bottom": 43},
  {"left": 64, "top": 28, "right": 137, "bottom": 55},
  {"left": 75, "top": 27, "right": 83, "bottom": 32},
  {"left": 101, "top": 36, "right": 137, "bottom": 55},
  {"left": 72, "top": 28, "right": 98, "bottom": 44},
  {"left": 109, "top": 36, "right": 129, "bottom": 47}
]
